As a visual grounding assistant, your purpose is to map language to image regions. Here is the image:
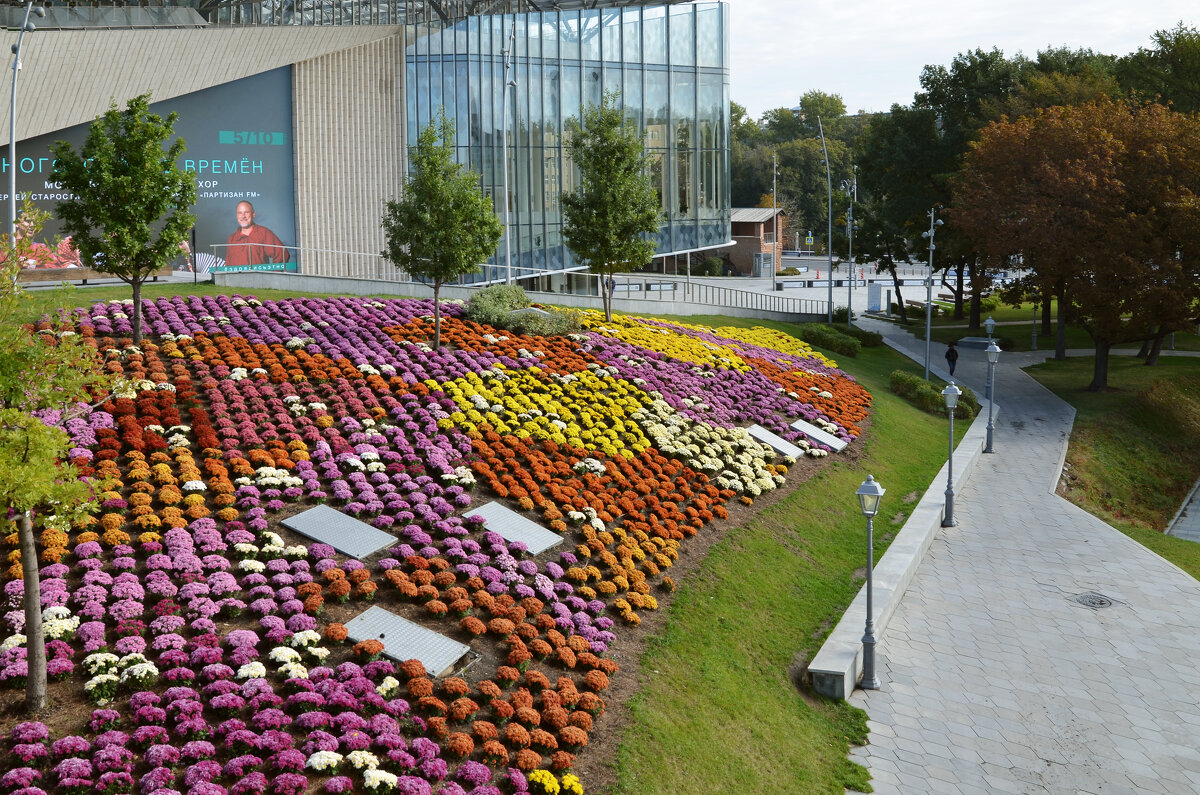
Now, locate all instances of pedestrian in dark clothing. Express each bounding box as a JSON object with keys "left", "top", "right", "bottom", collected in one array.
[{"left": 945, "top": 342, "right": 959, "bottom": 376}]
